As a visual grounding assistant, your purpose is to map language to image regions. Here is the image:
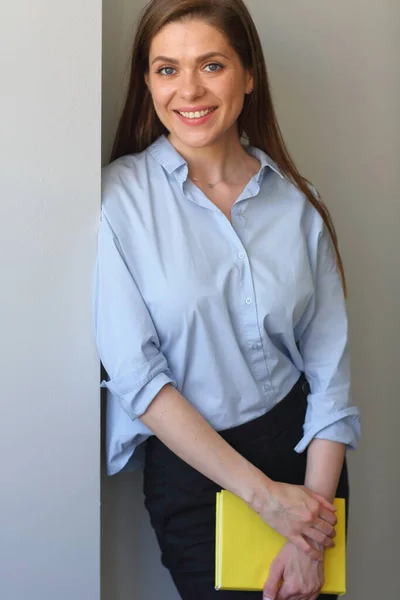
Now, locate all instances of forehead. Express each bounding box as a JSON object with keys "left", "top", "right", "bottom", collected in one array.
[{"left": 149, "top": 18, "right": 233, "bottom": 59}]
